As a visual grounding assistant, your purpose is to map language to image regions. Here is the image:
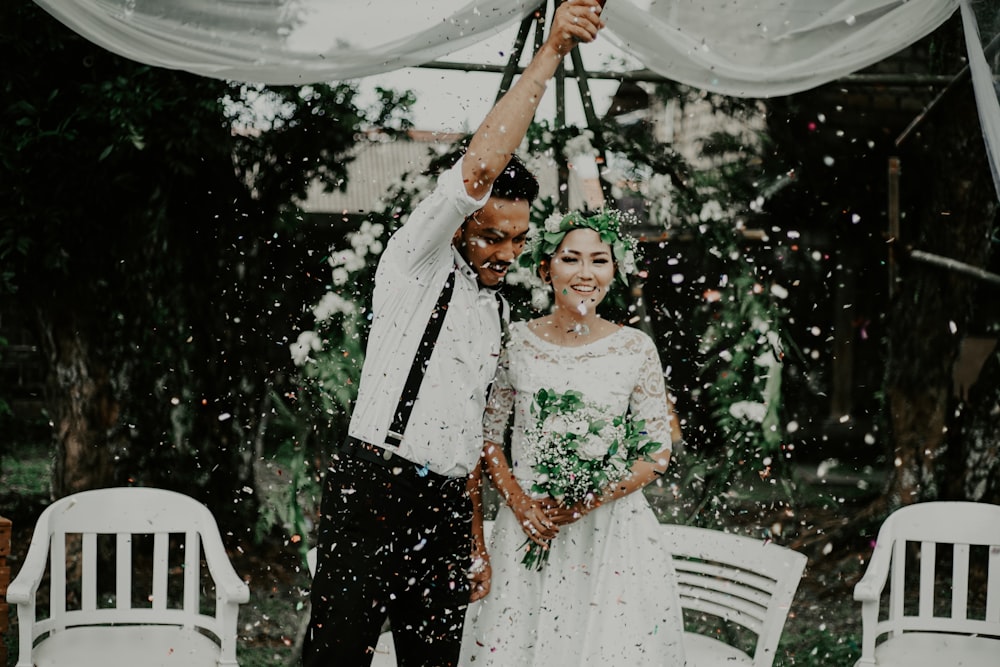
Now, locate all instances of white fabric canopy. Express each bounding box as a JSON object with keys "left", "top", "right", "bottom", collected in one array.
[
  {"left": 29, "top": 0, "right": 1000, "bottom": 198},
  {"left": 32, "top": 0, "right": 958, "bottom": 94},
  {"left": 962, "top": 0, "right": 1000, "bottom": 201},
  {"left": 30, "top": 0, "right": 538, "bottom": 85},
  {"left": 605, "top": 0, "right": 958, "bottom": 98}
]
